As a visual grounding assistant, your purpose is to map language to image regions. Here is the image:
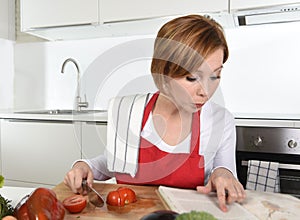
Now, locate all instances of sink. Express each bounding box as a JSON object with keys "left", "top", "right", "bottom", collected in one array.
[{"left": 15, "top": 109, "right": 106, "bottom": 115}]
